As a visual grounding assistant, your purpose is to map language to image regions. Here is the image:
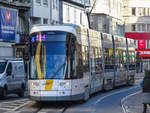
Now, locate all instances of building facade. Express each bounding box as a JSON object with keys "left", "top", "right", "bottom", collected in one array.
[
  {"left": 30, "top": 0, "right": 59, "bottom": 26},
  {"left": 123, "top": 0, "right": 150, "bottom": 71},
  {"left": 90, "top": 0, "right": 125, "bottom": 36},
  {"left": 60, "top": 0, "right": 90, "bottom": 28},
  {"left": 0, "top": 0, "right": 30, "bottom": 58}
]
